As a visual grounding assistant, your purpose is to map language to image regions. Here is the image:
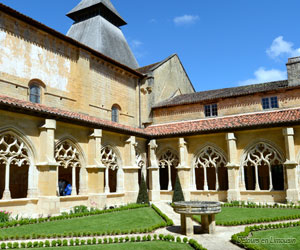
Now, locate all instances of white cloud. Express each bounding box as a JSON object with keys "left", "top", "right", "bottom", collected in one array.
[
  {"left": 131, "top": 40, "right": 143, "bottom": 49},
  {"left": 266, "top": 36, "right": 300, "bottom": 59},
  {"left": 173, "top": 15, "right": 199, "bottom": 26},
  {"left": 238, "top": 67, "right": 287, "bottom": 86}
]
